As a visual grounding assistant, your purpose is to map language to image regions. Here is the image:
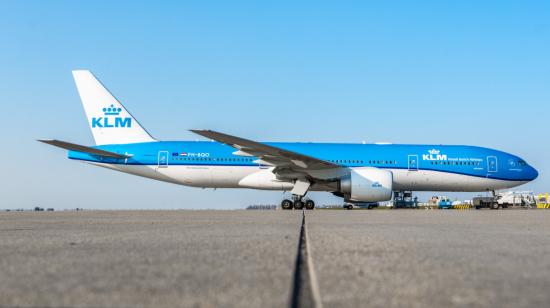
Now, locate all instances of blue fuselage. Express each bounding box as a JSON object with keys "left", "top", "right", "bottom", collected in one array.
[{"left": 69, "top": 141, "right": 538, "bottom": 184}]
